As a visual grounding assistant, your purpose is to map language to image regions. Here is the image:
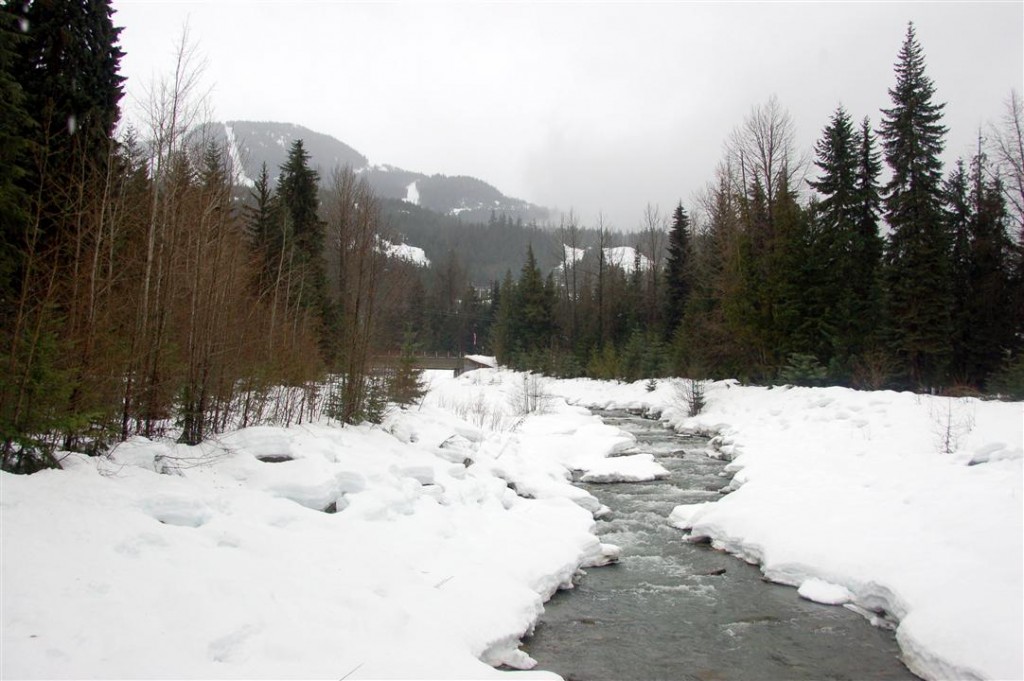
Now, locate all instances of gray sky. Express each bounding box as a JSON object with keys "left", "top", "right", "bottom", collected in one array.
[{"left": 111, "top": 1, "right": 1023, "bottom": 230}]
